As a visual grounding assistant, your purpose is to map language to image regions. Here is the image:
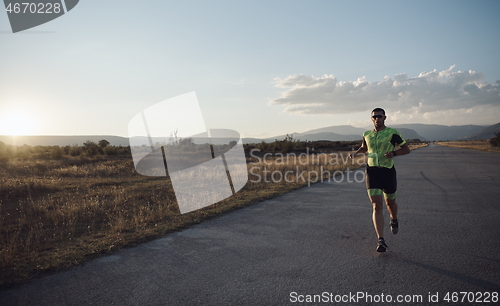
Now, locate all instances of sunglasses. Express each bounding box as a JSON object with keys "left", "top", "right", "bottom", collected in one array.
[{"left": 372, "top": 114, "right": 384, "bottom": 119}]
